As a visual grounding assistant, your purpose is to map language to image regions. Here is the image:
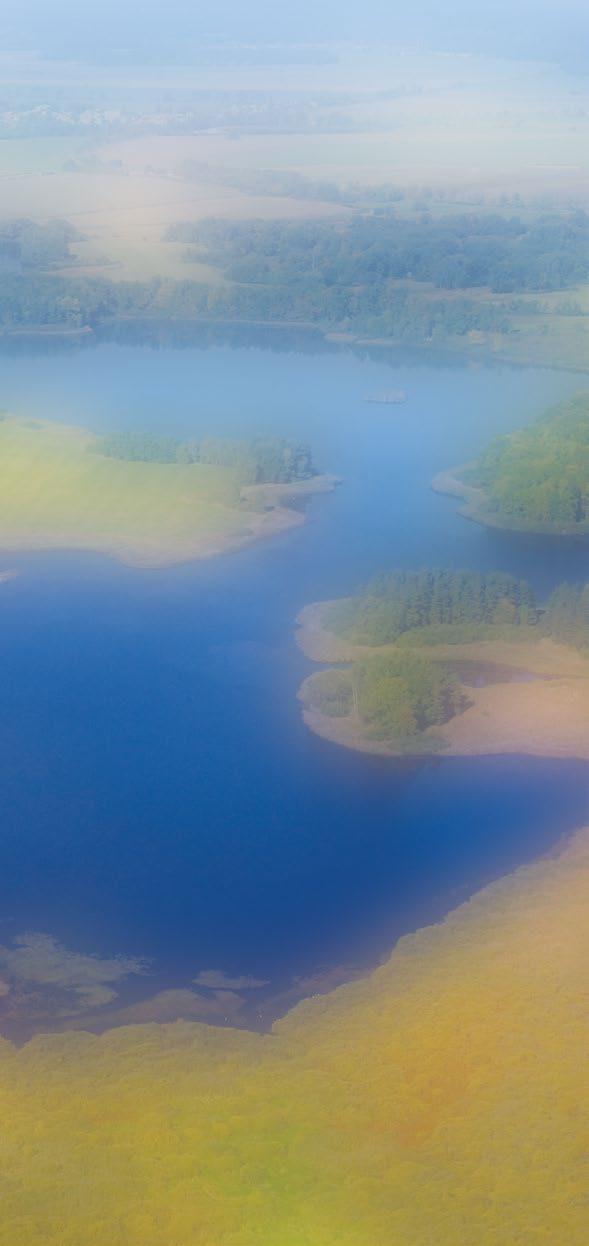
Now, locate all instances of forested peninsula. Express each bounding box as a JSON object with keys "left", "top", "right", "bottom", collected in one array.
[
  {"left": 434, "top": 392, "right": 589, "bottom": 536},
  {"left": 297, "top": 569, "right": 589, "bottom": 758},
  {"left": 0, "top": 418, "right": 334, "bottom": 568}
]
